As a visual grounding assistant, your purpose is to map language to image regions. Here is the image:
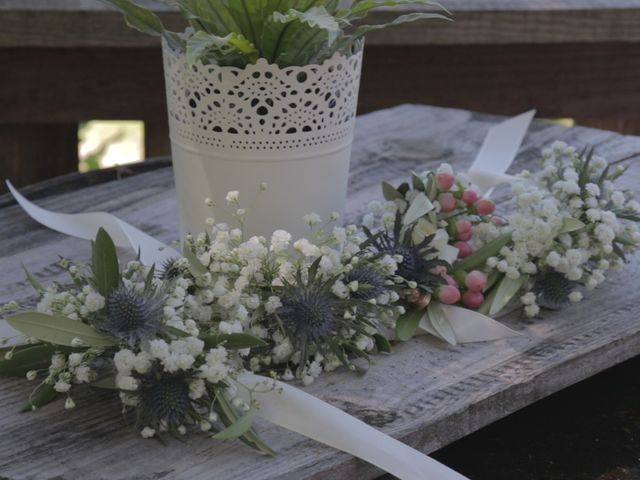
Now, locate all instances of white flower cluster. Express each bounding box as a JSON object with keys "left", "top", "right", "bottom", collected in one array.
[
  {"left": 488, "top": 141, "right": 640, "bottom": 316},
  {"left": 182, "top": 207, "right": 400, "bottom": 385}
]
